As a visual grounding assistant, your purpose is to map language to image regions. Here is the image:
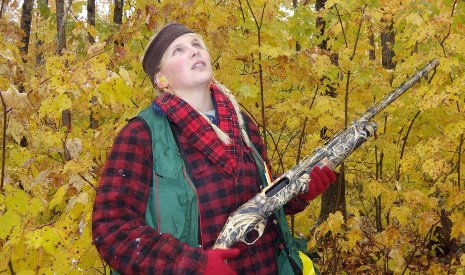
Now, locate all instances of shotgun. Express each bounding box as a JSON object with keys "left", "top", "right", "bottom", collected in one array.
[{"left": 213, "top": 60, "right": 439, "bottom": 249}]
